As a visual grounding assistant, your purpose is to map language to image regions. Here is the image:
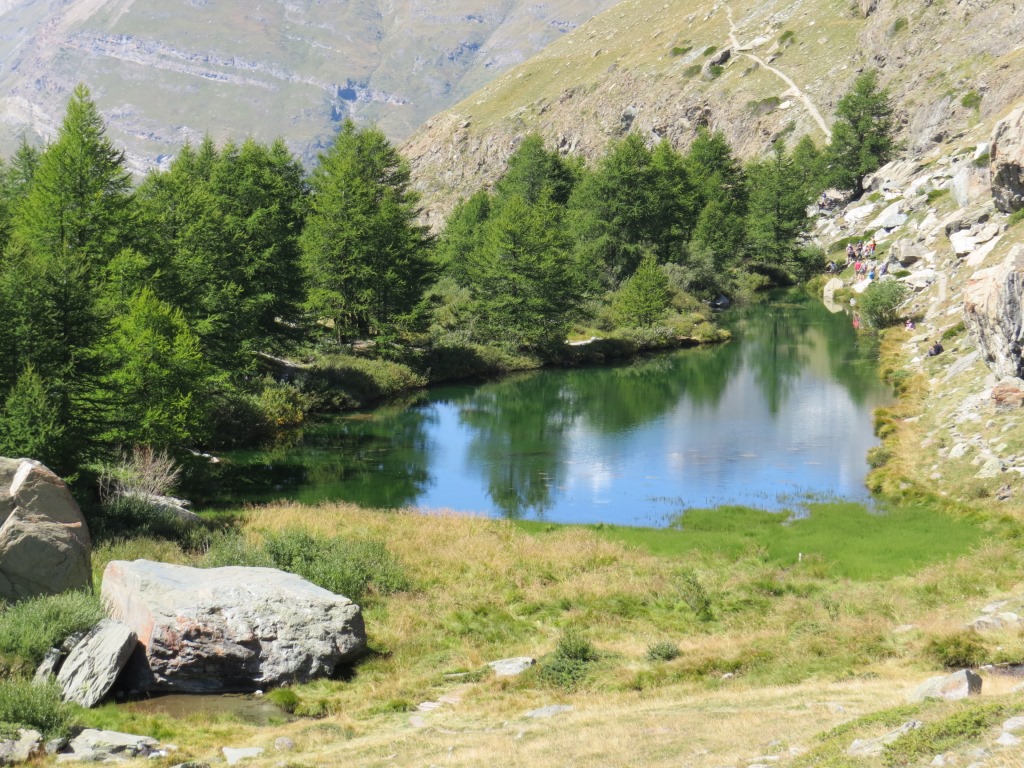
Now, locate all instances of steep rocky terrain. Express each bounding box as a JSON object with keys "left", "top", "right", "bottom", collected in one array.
[
  {"left": 0, "top": 0, "right": 620, "bottom": 172},
  {"left": 403, "top": 0, "right": 1024, "bottom": 227}
]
